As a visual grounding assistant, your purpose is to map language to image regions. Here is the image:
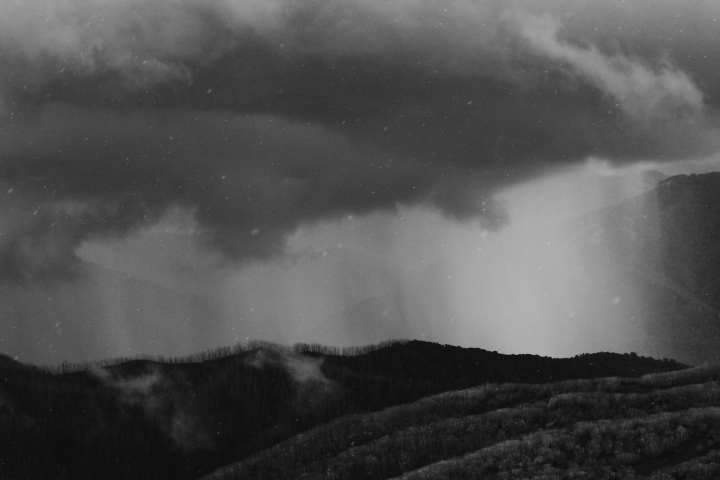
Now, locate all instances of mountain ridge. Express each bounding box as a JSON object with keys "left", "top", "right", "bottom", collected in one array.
[{"left": 565, "top": 170, "right": 720, "bottom": 365}]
